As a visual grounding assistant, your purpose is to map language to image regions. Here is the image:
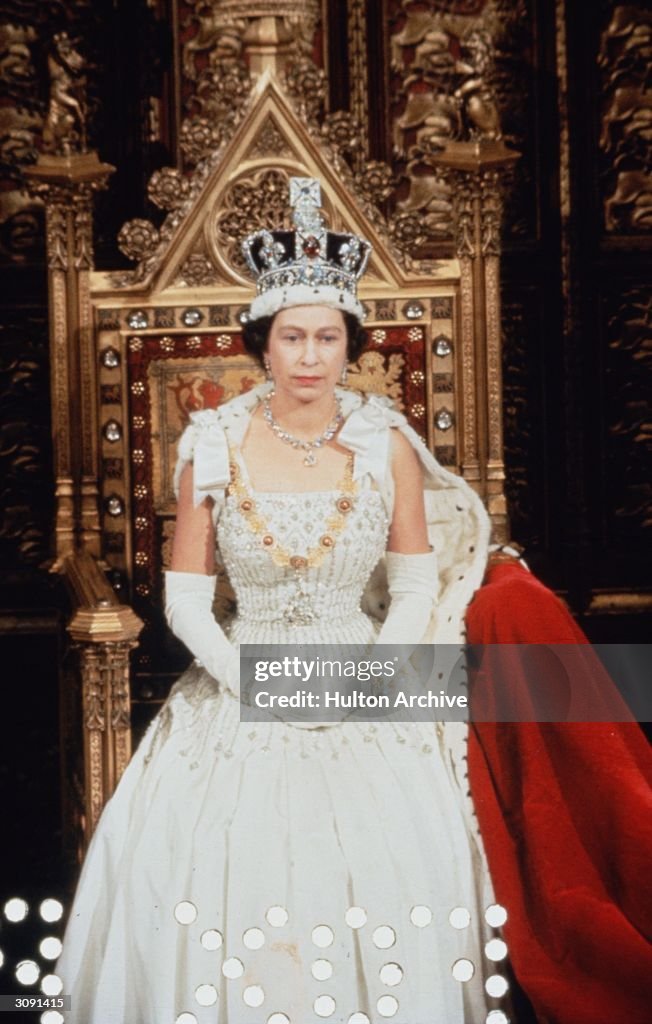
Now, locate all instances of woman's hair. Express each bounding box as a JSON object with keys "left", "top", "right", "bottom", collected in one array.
[{"left": 242, "top": 309, "right": 368, "bottom": 367}]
